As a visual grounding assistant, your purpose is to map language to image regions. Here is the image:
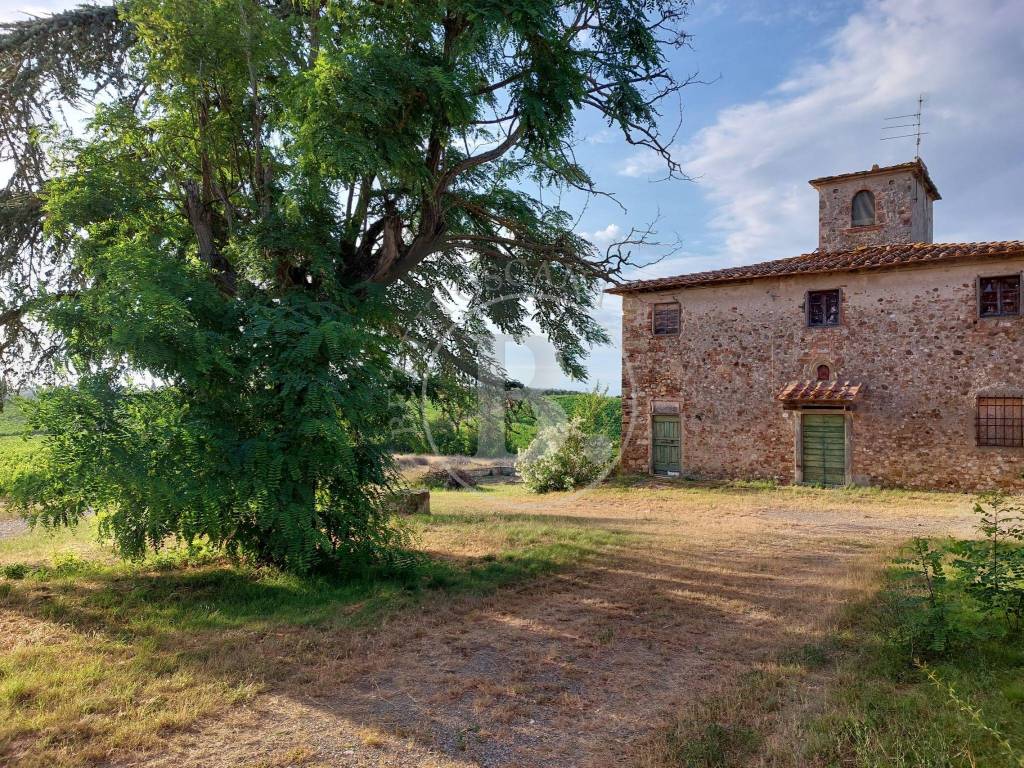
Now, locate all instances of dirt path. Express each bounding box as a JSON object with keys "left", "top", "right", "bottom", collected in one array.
[
  {"left": 0, "top": 516, "right": 28, "bottom": 540},
  {"left": 125, "top": 488, "right": 975, "bottom": 768}
]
